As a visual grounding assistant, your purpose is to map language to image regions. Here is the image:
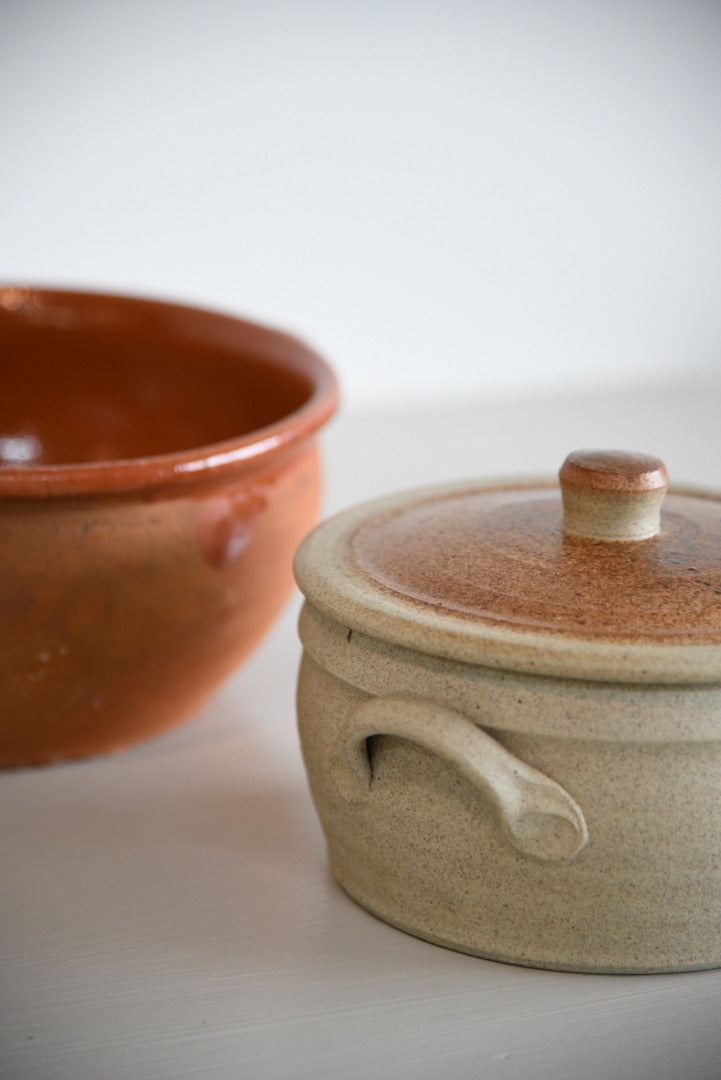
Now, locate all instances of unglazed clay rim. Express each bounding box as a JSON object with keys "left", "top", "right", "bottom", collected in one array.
[
  {"left": 0, "top": 286, "right": 339, "bottom": 498},
  {"left": 293, "top": 478, "right": 721, "bottom": 684}
]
